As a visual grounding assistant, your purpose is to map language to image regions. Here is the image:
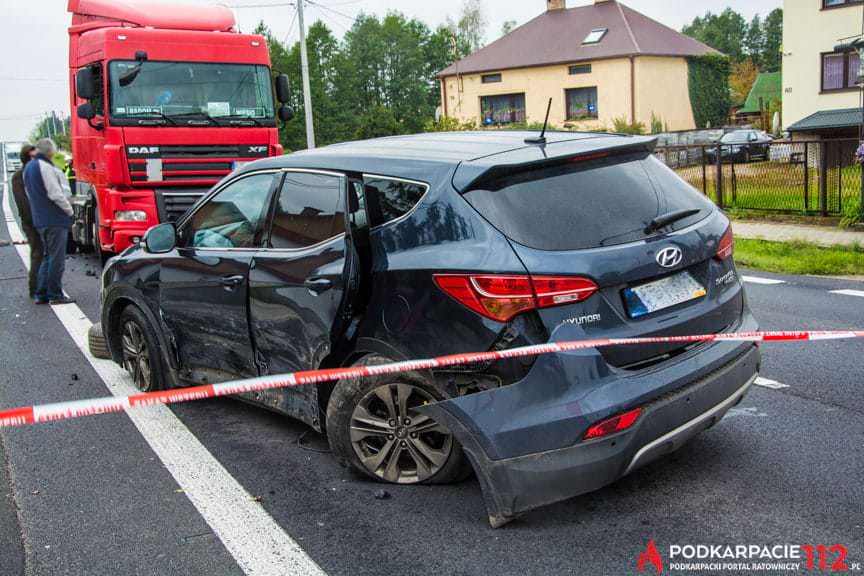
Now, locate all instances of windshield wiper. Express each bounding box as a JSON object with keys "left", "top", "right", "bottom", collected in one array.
[
  {"left": 221, "top": 115, "right": 264, "bottom": 126},
  {"left": 167, "top": 112, "right": 223, "bottom": 126},
  {"left": 128, "top": 112, "right": 177, "bottom": 126},
  {"left": 644, "top": 209, "right": 702, "bottom": 235}
]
